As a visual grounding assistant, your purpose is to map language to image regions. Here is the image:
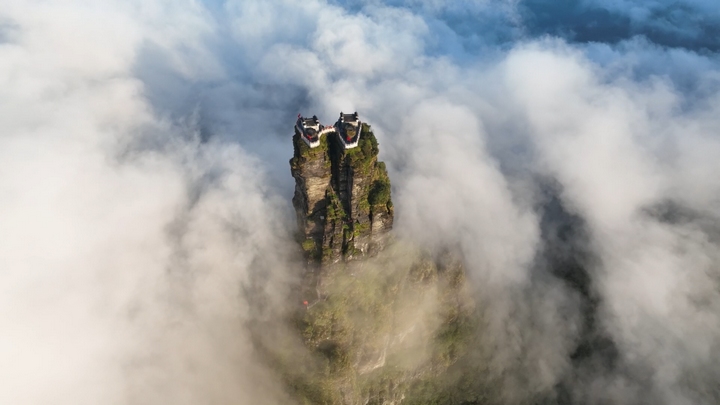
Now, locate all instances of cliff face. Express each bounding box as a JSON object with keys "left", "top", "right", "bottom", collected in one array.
[
  {"left": 290, "top": 121, "right": 393, "bottom": 264},
  {"left": 275, "top": 118, "right": 479, "bottom": 405}
]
